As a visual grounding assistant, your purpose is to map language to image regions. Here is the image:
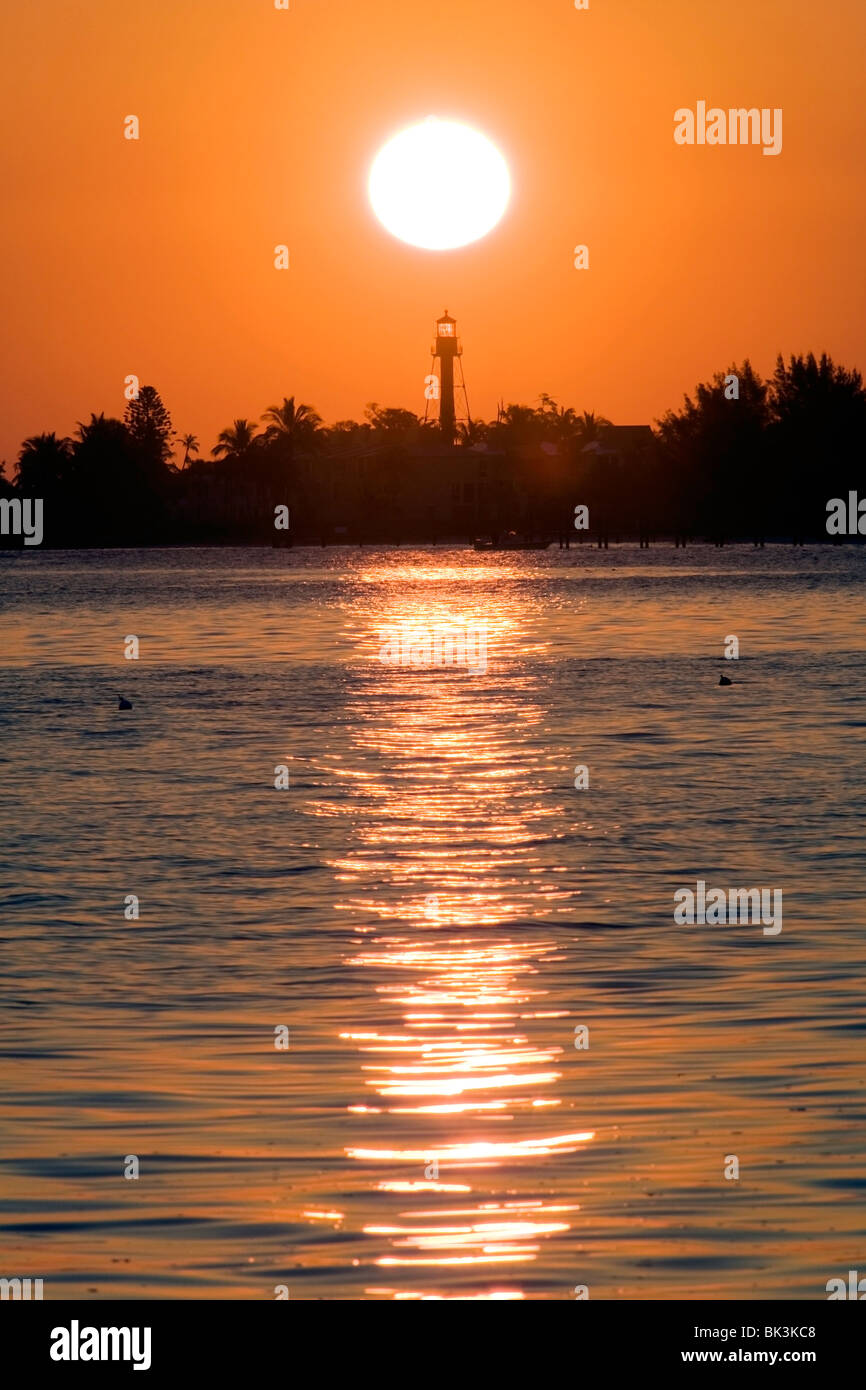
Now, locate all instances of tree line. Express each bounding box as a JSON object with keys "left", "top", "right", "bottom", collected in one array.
[{"left": 2, "top": 353, "right": 864, "bottom": 543}]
